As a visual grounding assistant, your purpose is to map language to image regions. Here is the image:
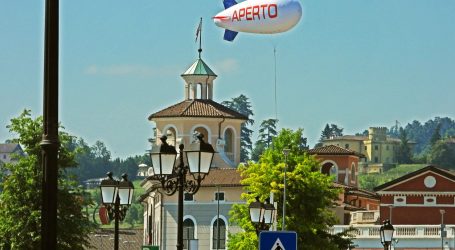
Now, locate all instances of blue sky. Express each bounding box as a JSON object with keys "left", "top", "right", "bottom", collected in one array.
[{"left": 1, "top": 1, "right": 454, "bottom": 158}]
